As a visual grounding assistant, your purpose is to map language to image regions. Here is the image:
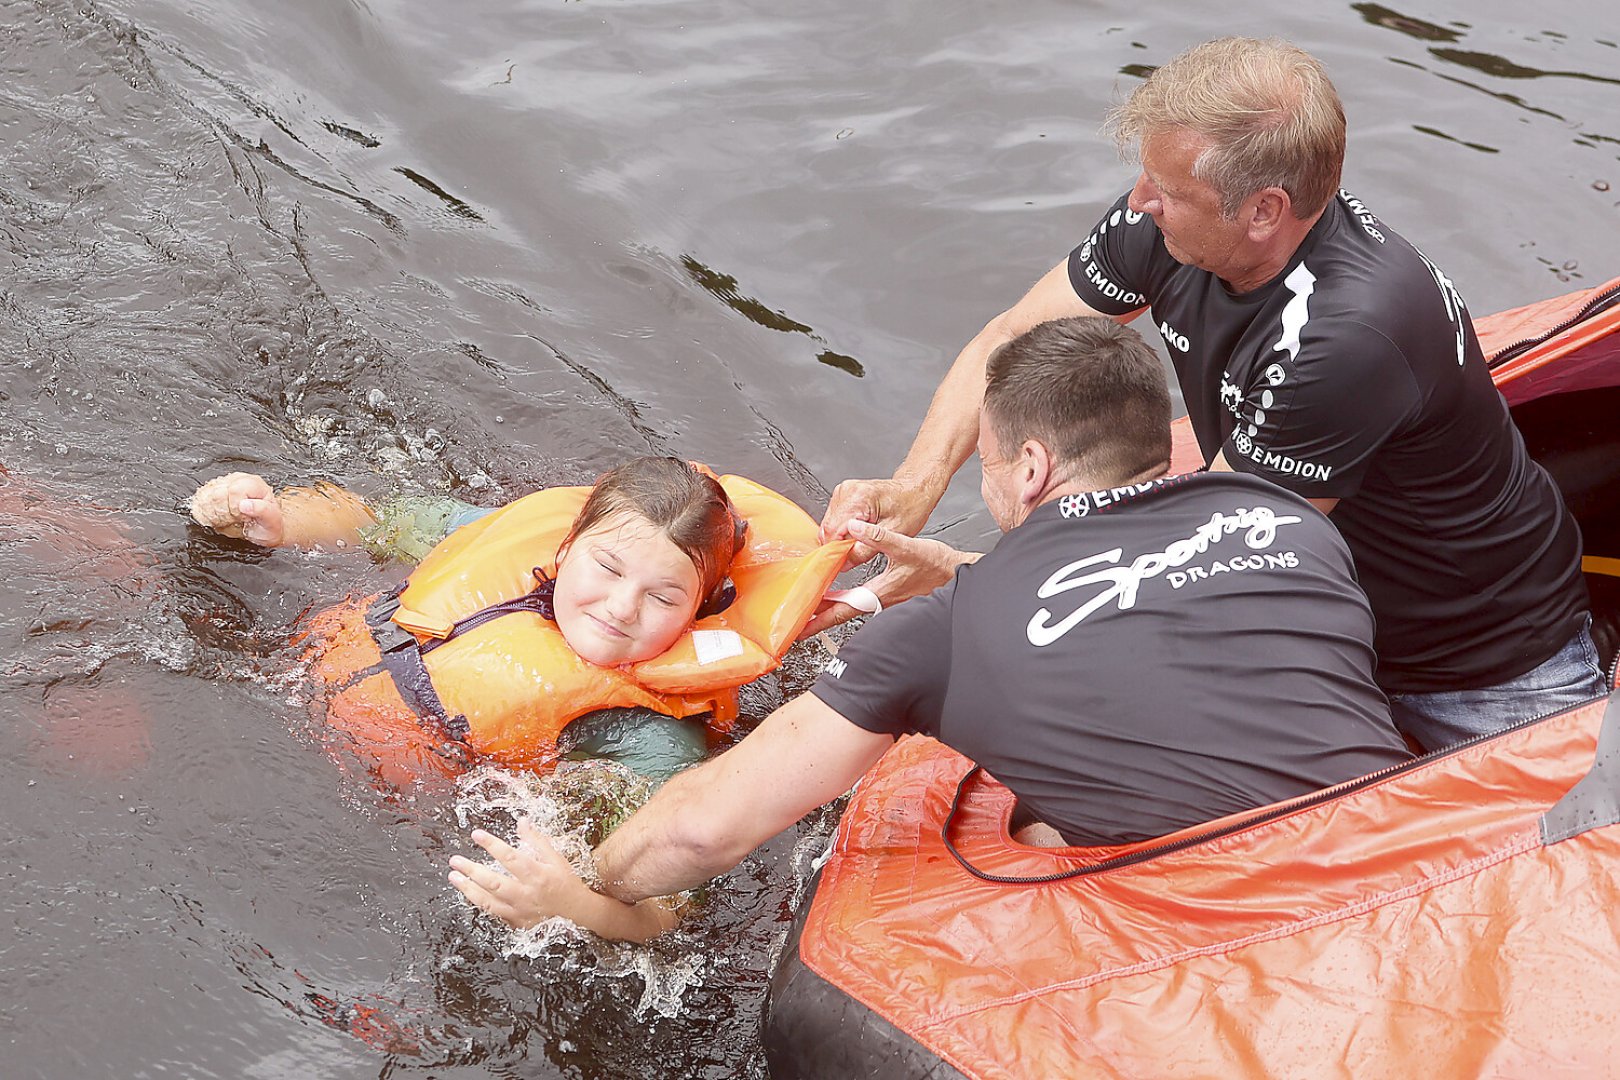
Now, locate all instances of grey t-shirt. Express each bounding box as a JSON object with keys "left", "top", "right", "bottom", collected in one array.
[{"left": 812, "top": 471, "right": 1411, "bottom": 846}]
